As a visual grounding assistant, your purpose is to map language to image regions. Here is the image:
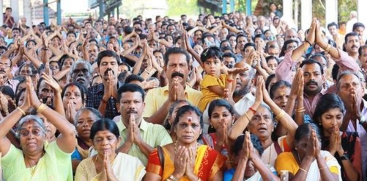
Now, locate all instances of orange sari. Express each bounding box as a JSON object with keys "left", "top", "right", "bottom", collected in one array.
[{"left": 146, "top": 145, "right": 225, "bottom": 181}]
